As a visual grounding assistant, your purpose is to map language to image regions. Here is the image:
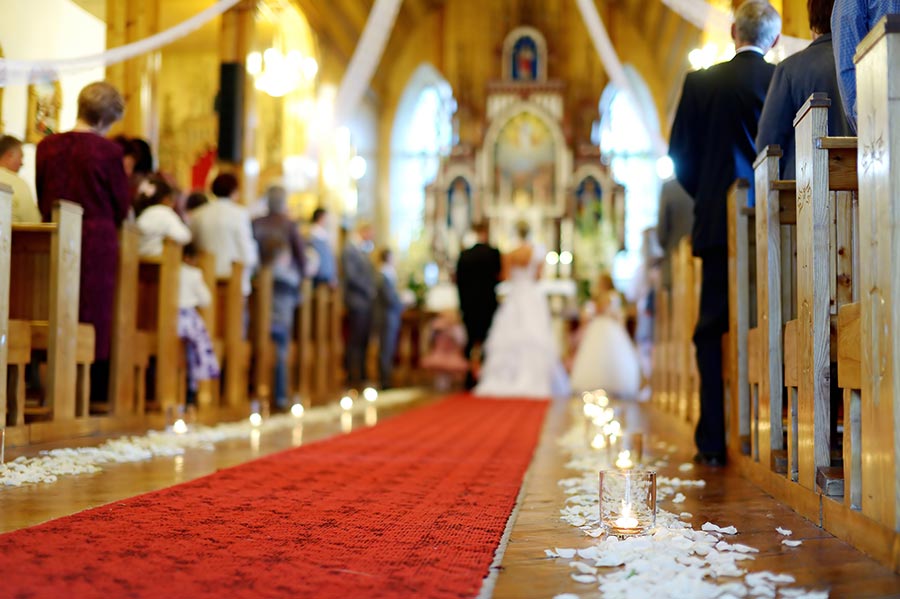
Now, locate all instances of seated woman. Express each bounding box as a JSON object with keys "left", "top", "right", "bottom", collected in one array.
[{"left": 569, "top": 273, "right": 641, "bottom": 398}]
